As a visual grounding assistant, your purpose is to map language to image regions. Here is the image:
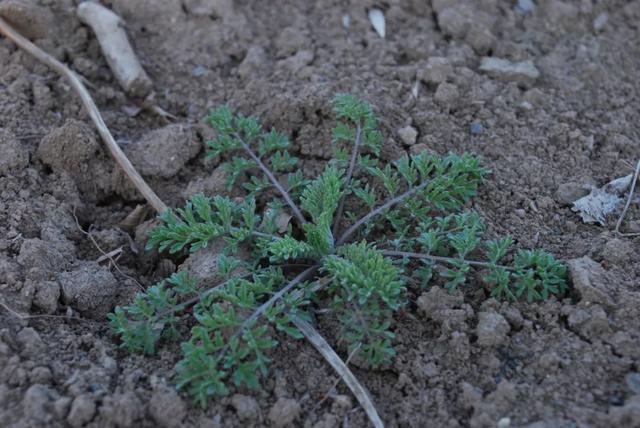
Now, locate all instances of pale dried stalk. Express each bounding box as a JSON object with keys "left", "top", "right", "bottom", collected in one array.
[
  {"left": 291, "top": 315, "right": 385, "bottom": 428},
  {"left": 0, "top": 301, "right": 88, "bottom": 322},
  {"left": 72, "top": 208, "right": 145, "bottom": 290},
  {"left": 615, "top": 159, "right": 640, "bottom": 237},
  {"left": 0, "top": 17, "right": 167, "bottom": 213},
  {"left": 76, "top": 2, "right": 153, "bottom": 97}
]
